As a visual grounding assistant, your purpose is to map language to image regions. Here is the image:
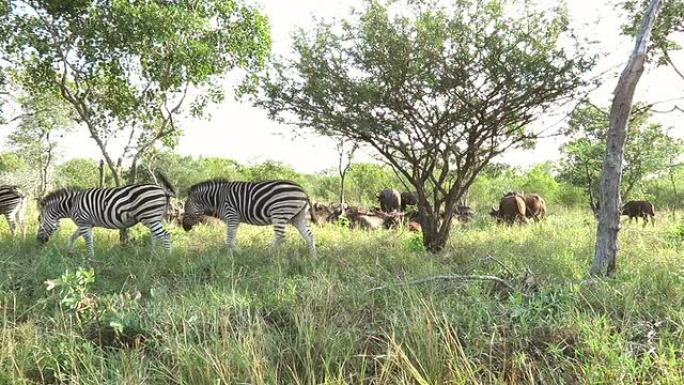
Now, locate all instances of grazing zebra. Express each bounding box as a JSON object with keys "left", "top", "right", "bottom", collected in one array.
[
  {"left": 37, "top": 174, "right": 176, "bottom": 257},
  {"left": 182, "top": 179, "right": 316, "bottom": 255},
  {"left": 0, "top": 185, "right": 27, "bottom": 236}
]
